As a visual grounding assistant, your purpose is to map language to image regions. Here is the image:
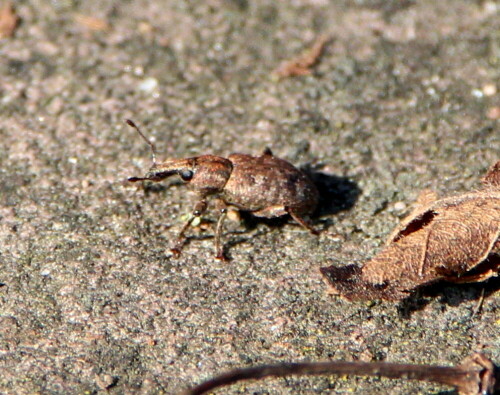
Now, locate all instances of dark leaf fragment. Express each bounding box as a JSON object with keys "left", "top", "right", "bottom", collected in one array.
[{"left": 322, "top": 161, "right": 500, "bottom": 300}]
